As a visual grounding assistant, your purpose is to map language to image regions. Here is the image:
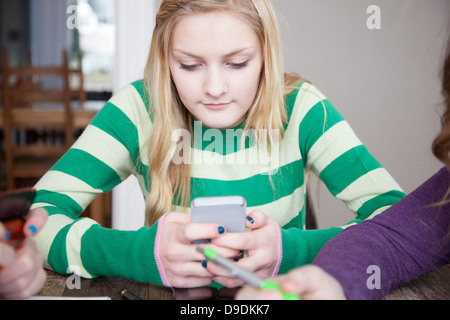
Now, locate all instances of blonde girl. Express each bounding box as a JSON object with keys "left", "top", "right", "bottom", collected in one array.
[{"left": 31, "top": 0, "right": 404, "bottom": 289}]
